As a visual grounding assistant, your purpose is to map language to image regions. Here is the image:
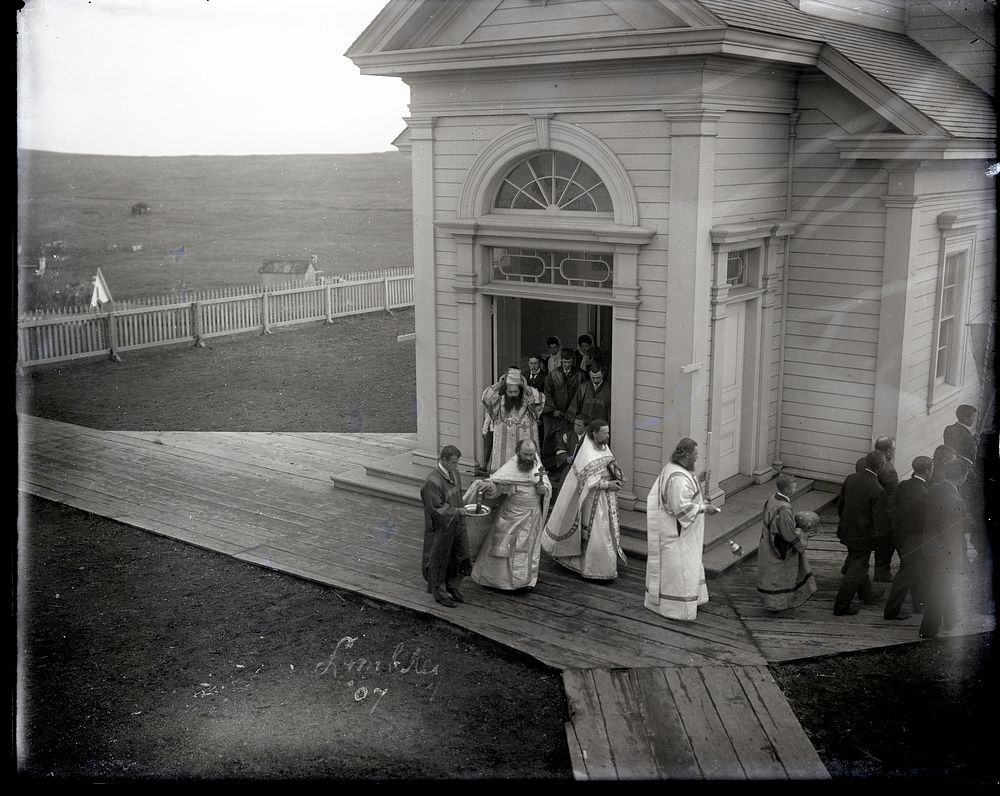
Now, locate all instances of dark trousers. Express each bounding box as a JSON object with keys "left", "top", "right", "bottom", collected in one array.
[
  {"left": 884, "top": 534, "right": 925, "bottom": 617},
  {"left": 834, "top": 545, "right": 877, "bottom": 612},
  {"left": 541, "top": 414, "right": 566, "bottom": 470},
  {"left": 482, "top": 431, "right": 493, "bottom": 472},
  {"left": 874, "top": 535, "right": 895, "bottom": 580},
  {"left": 919, "top": 555, "right": 960, "bottom": 636},
  {"left": 422, "top": 519, "right": 470, "bottom": 593}
]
